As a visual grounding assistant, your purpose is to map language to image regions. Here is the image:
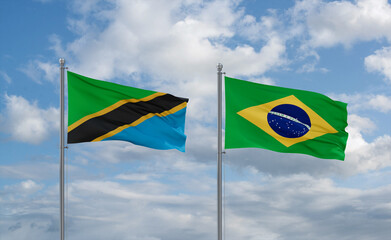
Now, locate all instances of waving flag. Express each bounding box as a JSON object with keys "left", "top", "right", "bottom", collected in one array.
[
  {"left": 67, "top": 71, "right": 188, "bottom": 152},
  {"left": 225, "top": 77, "right": 348, "bottom": 160}
]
